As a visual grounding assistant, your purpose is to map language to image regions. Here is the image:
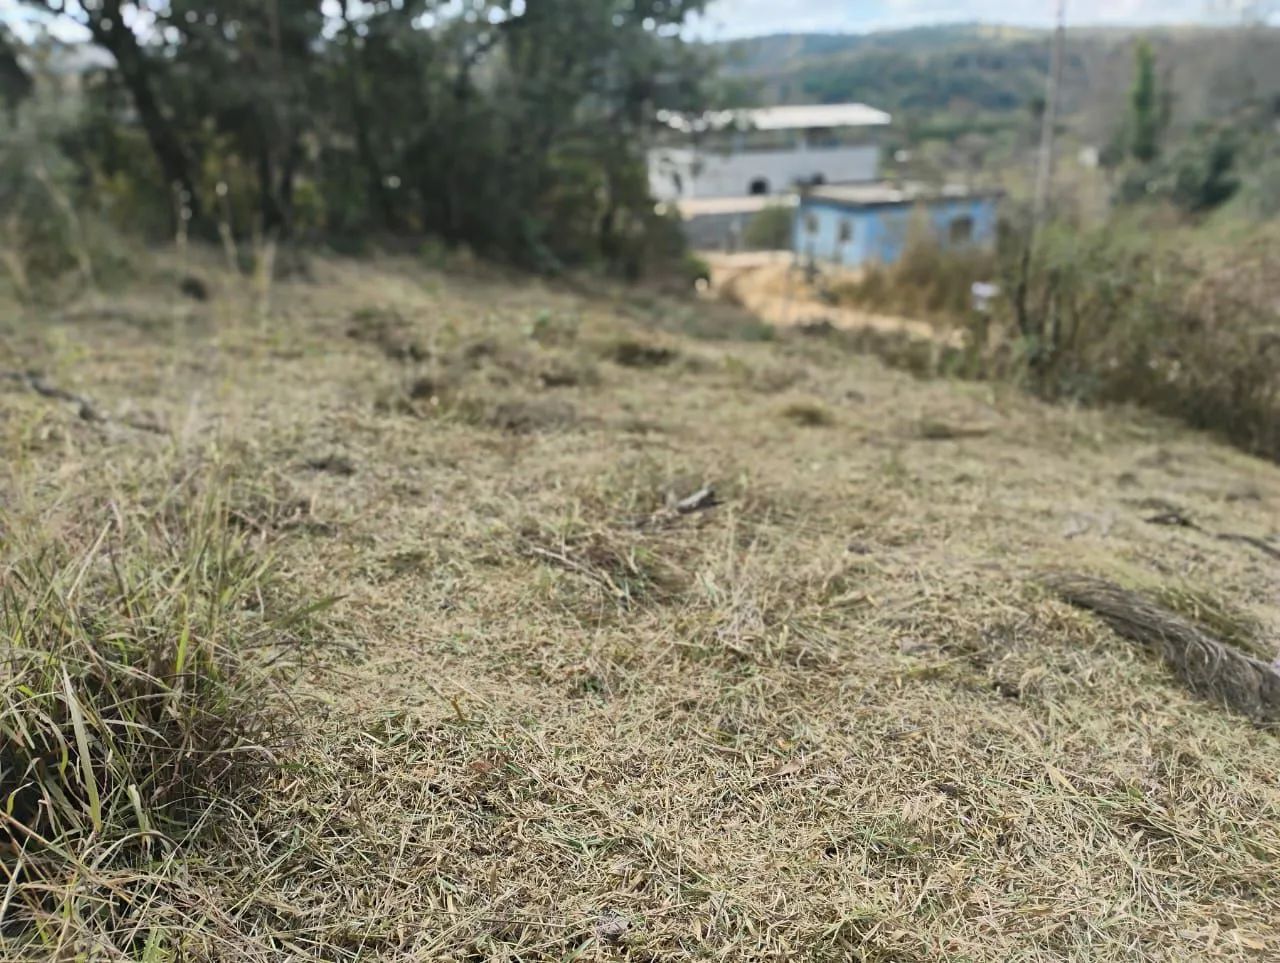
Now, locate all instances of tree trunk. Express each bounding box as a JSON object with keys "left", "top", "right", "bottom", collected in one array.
[{"left": 87, "top": 2, "right": 201, "bottom": 225}]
